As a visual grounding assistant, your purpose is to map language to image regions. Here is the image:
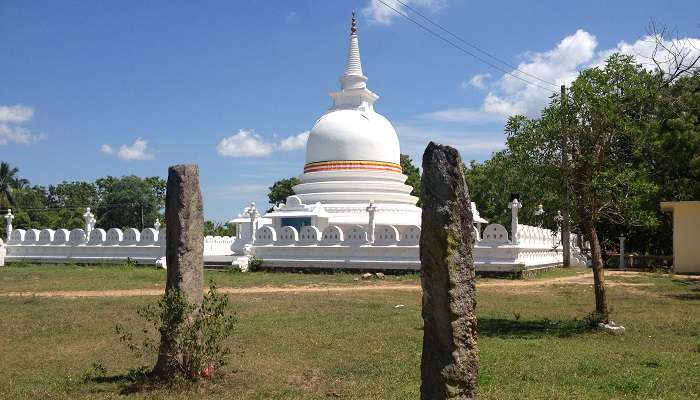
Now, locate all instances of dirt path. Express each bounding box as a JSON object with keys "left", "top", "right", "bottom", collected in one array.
[{"left": 0, "top": 270, "right": 667, "bottom": 299}]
